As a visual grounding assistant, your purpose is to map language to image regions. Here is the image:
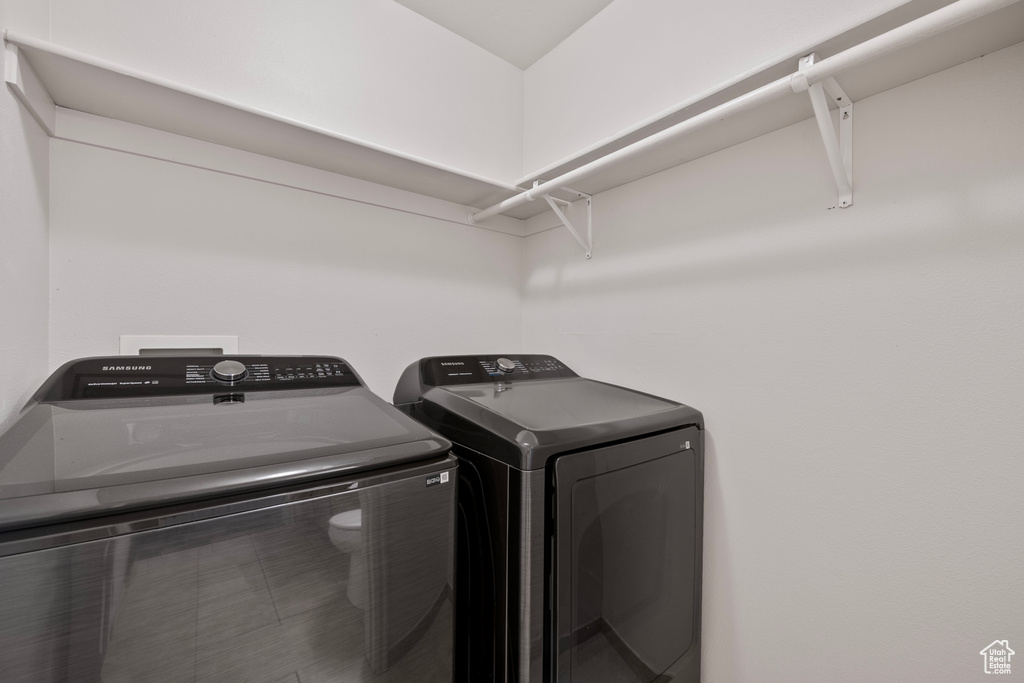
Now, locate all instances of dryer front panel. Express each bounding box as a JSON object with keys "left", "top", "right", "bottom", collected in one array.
[{"left": 552, "top": 427, "right": 702, "bottom": 683}]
